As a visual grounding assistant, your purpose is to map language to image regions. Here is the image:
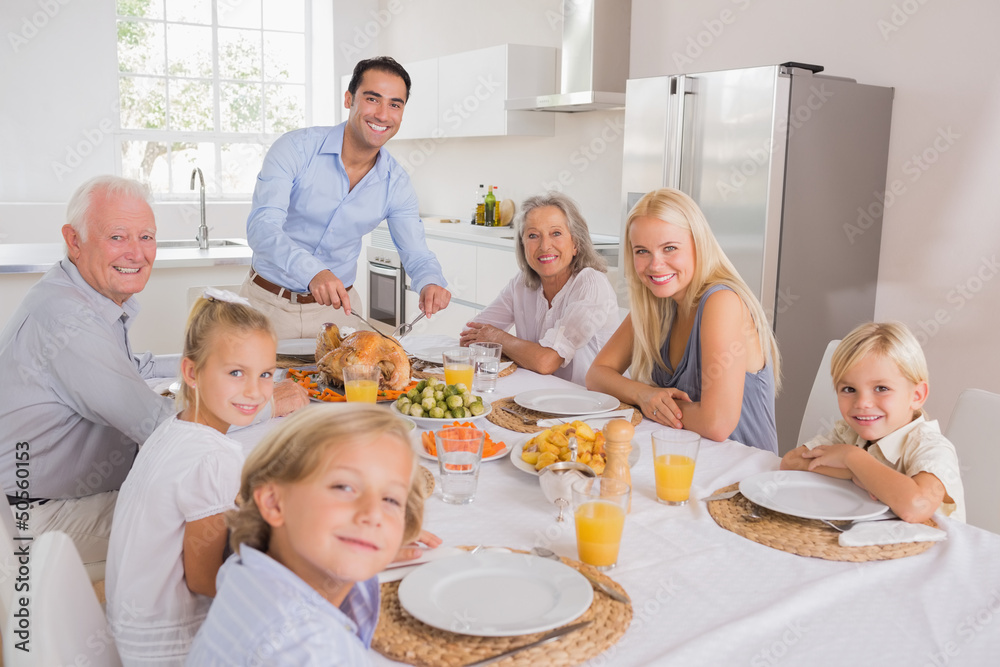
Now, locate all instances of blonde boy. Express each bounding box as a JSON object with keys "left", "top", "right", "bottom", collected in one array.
[{"left": 781, "top": 322, "right": 965, "bottom": 523}]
